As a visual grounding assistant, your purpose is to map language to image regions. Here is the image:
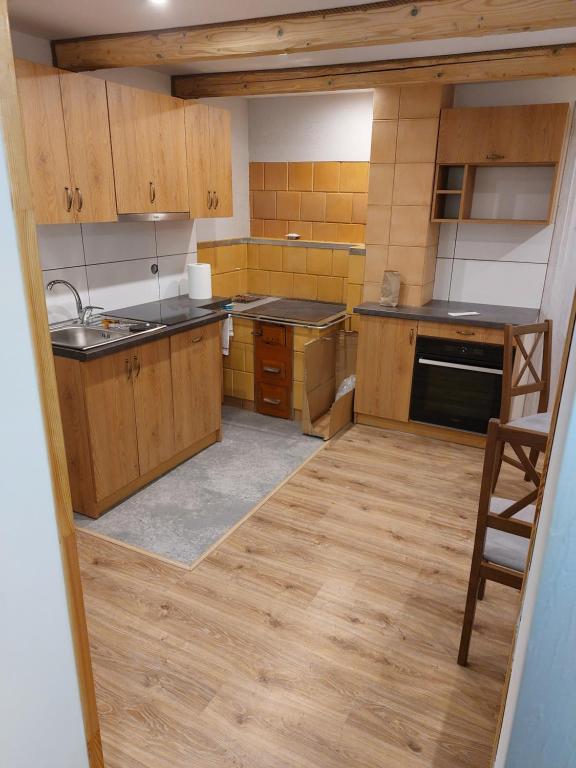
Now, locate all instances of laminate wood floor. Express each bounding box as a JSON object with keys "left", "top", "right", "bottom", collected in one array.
[{"left": 77, "top": 425, "right": 523, "bottom": 768}]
